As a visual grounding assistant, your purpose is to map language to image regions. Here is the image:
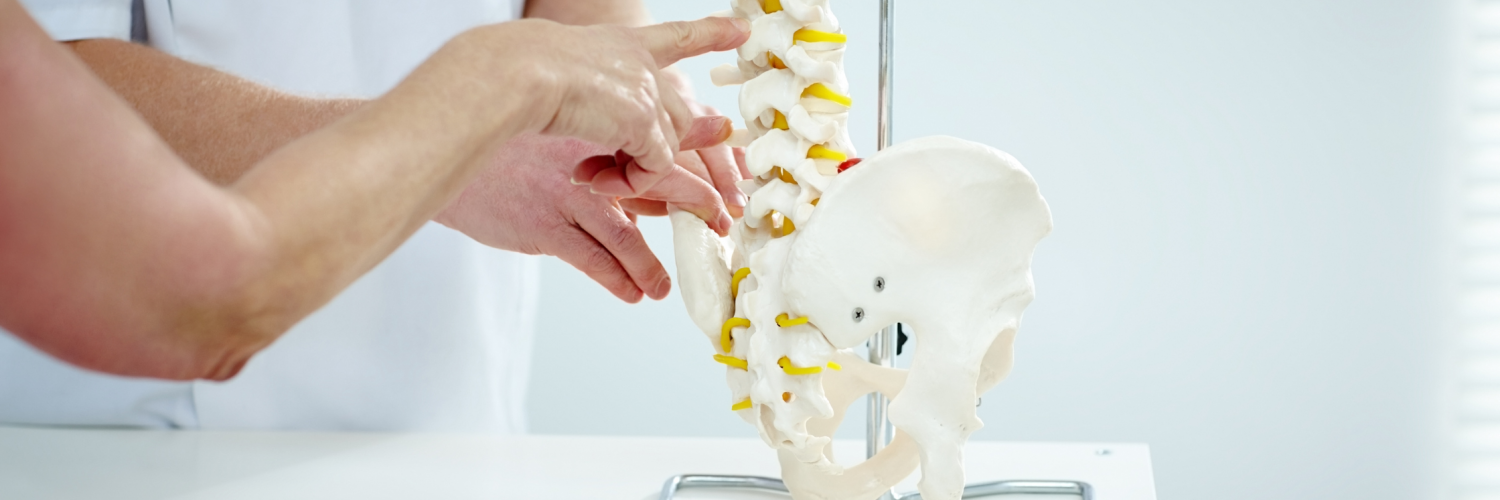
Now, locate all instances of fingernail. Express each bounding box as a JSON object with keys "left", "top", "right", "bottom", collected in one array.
[
  {"left": 655, "top": 274, "right": 672, "bottom": 298},
  {"left": 731, "top": 17, "right": 750, "bottom": 34},
  {"left": 713, "top": 116, "right": 733, "bottom": 138},
  {"left": 729, "top": 191, "right": 747, "bottom": 208},
  {"left": 717, "top": 211, "right": 733, "bottom": 235}
]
